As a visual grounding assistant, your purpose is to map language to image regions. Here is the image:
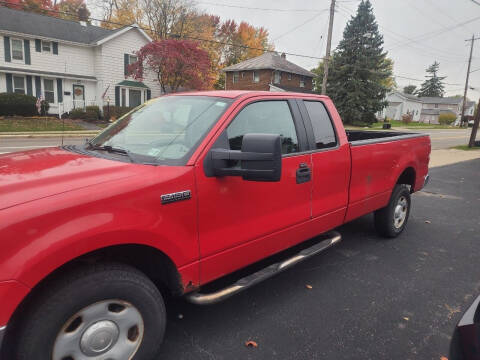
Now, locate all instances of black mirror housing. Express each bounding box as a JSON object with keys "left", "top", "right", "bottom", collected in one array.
[
  {"left": 241, "top": 133, "right": 282, "bottom": 181},
  {"left": 205, "top": 133, "right": 282, "bottom": 182}
]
